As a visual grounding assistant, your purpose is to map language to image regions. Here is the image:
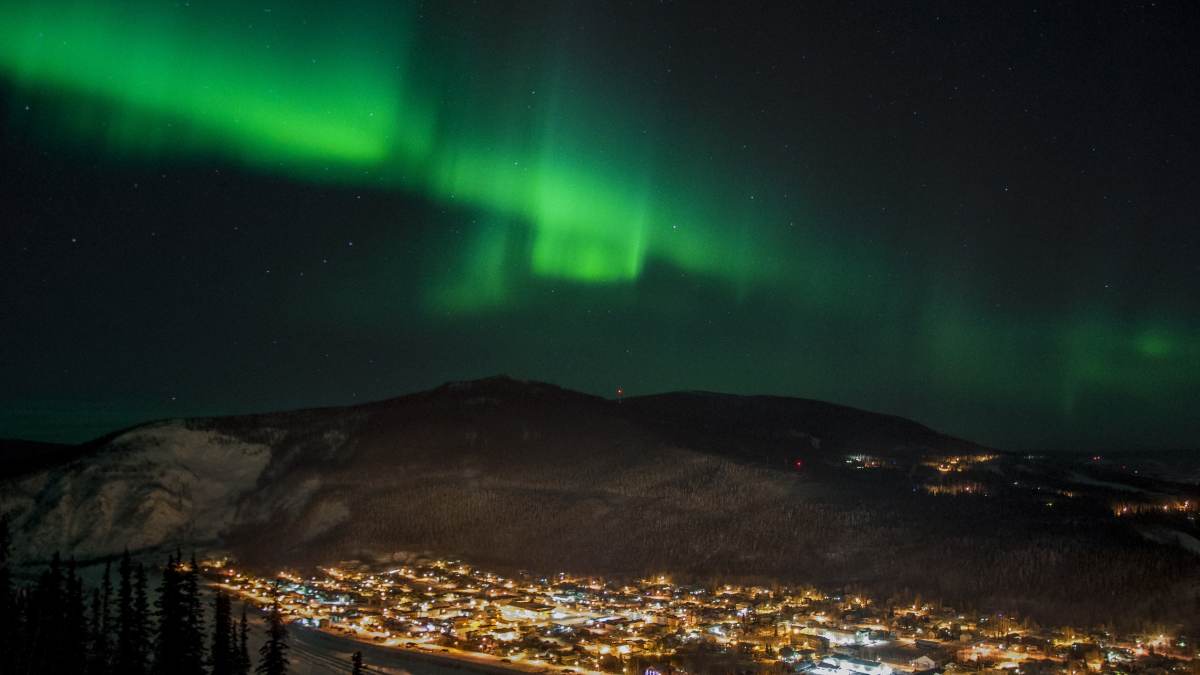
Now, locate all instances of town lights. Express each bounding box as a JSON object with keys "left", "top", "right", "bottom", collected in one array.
[{"left": 203, "top": 556, "right": 1181, "bottom": 675}]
